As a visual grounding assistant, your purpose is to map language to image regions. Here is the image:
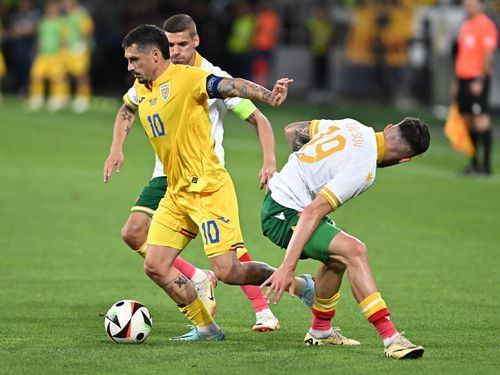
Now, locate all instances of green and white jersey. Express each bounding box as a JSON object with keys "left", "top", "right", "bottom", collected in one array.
[
  {"left": 123, "top": 52, "right": 256, "bottom": 179},
  {"left": 269, "top": 119, "right": 383, "bottom": 212}
]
